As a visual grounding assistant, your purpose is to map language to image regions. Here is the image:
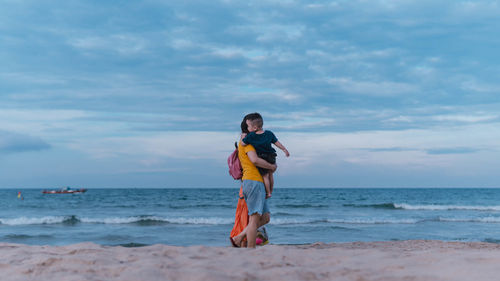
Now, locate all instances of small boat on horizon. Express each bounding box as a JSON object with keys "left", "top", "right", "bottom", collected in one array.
[{"left": 42, "top": 187, "right": 87, "bottom": 194}]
